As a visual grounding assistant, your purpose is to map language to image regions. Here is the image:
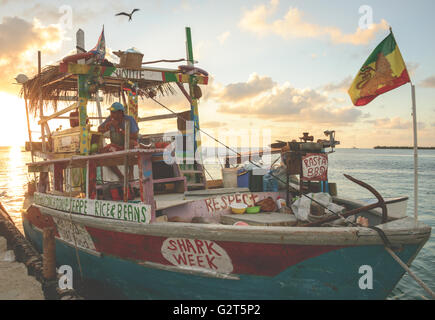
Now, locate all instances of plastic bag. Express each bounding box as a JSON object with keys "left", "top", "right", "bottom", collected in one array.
[{"left": 291, "top": 192, "right": 341, "bottom": 222}]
